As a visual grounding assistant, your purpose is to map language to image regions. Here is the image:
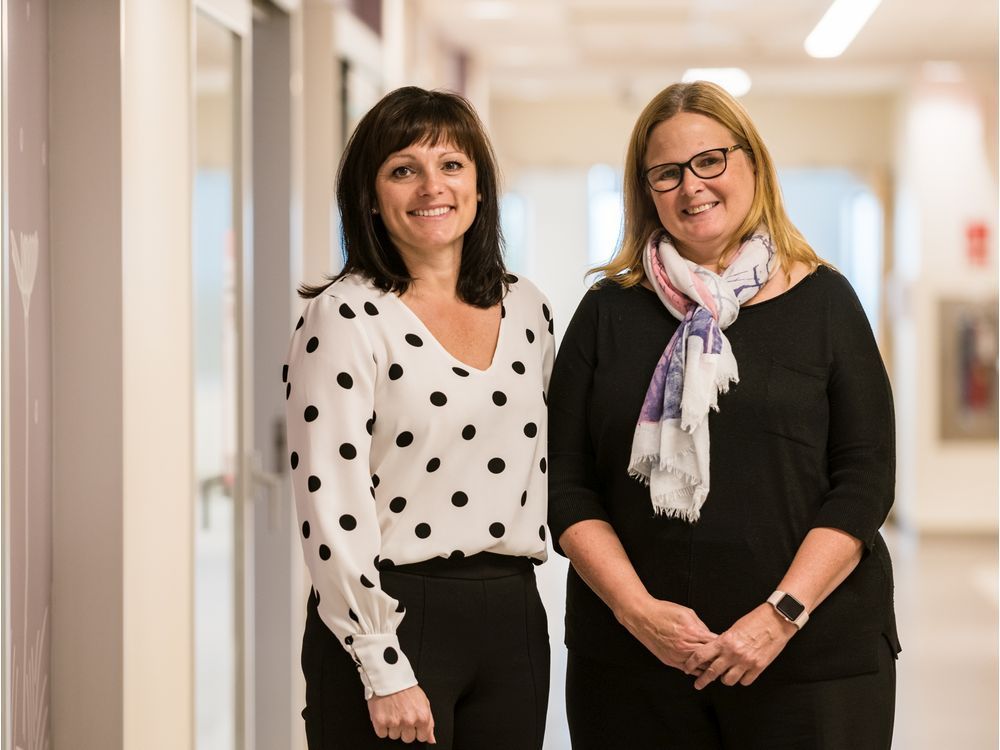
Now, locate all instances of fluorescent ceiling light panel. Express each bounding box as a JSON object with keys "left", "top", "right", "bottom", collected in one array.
[
  {"left": 468, "top": 1, "right": 516, "bottom": 20},
  {"left": 682, "top": 68, "right": 752, "bottom": 97},
  {"left": 805, "top": 0, "right": 882, "bottom": 59}
]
